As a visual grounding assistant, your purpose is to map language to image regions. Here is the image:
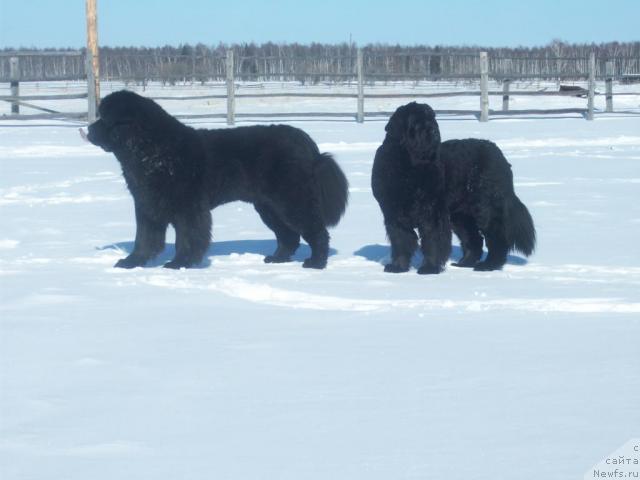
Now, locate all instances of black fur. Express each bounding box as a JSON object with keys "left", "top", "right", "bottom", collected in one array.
[
  {"left": 443, "top": 138, "right": 536, "bottom": 271},
  {"left": 371, "top": 102, "right": 452, "bottom": 274},
  {"left": 86, "top": 90, "right": 348, "bottom": 270},
  {"left": 372, "top": 102, "right": 536, "bottom": 273}
]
